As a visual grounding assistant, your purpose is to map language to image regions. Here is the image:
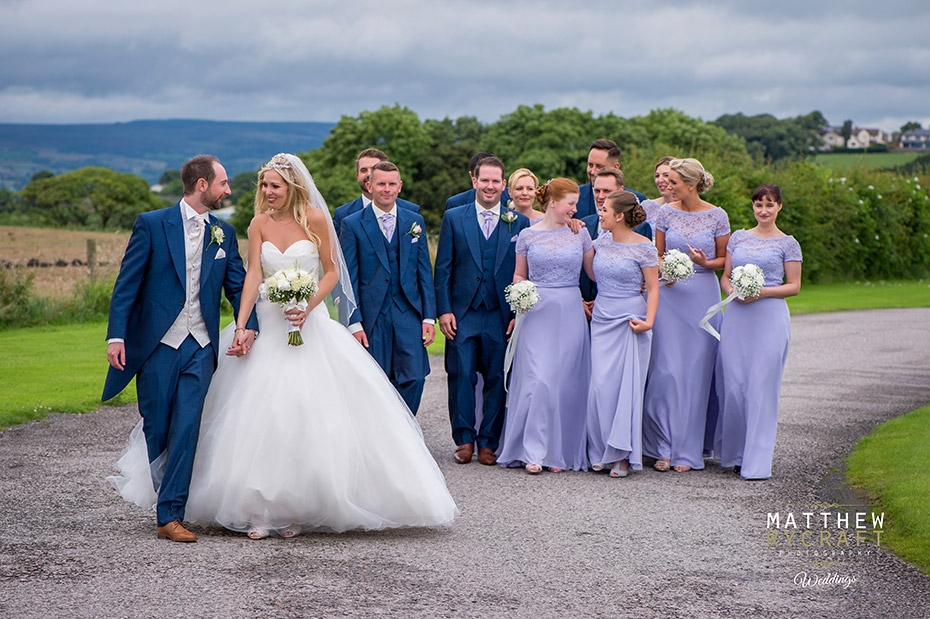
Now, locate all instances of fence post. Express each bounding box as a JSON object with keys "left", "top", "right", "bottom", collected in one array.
[{"left": 87, "top": 238, "right": 97, "bottom": 282}]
